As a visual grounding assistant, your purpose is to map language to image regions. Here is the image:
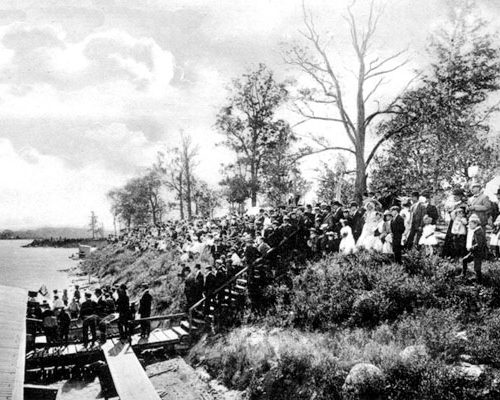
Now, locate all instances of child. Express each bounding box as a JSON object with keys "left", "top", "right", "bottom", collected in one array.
[
  {"left": 419, "top": 214, "right": 437, "bottom": 256},
  {"left": 490, "top": 214, "right": 500, "bottom": 259},
  {"left": 450, "top": 206, "right": 468, "bottom": 258},
  {"left": 463, "top": 214, "right": 488, "bottom": 282},
  {"left": 339, "top": 219, "right": 356, "bottom": 255}
]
